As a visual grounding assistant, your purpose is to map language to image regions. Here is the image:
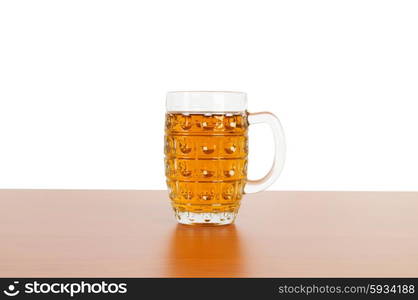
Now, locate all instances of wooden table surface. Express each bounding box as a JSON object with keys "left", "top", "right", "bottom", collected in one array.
[{"left": 0, "top": 190, "right": 417, "bottom": 277}]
